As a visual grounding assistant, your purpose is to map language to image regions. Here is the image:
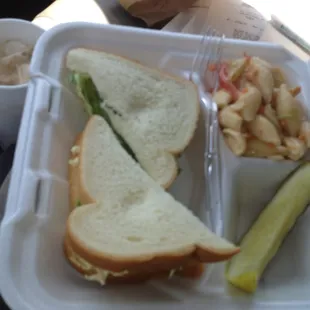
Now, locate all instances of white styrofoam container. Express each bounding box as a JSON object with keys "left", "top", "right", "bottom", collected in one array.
[{"left": 1, "top": 22, "right": 310, "bottom": 310}]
